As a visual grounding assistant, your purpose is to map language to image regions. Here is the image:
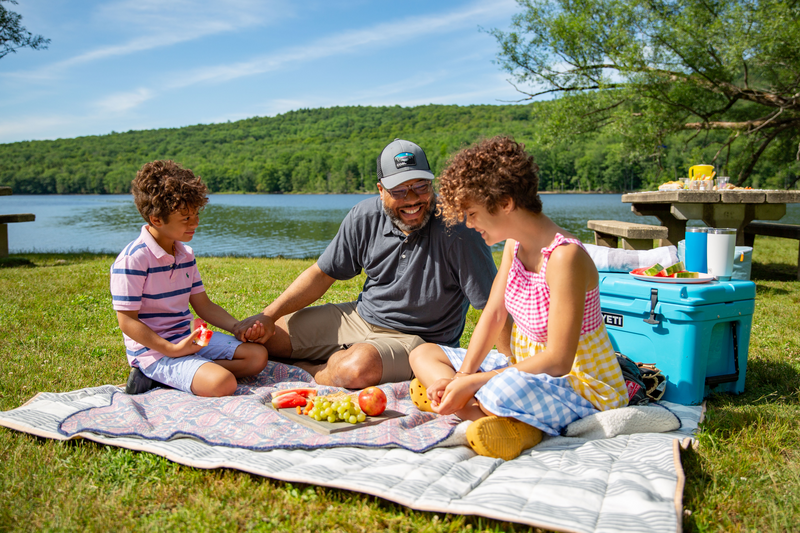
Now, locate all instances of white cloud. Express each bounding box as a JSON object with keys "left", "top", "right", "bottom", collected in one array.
[
  {"left": 167, "top": 0, "right": 519, "bottom": 90},
  {"left": 95, "top": 88, "right": 154, "bottom": 113},
  {"left": 5, "top": 0, "right": 292, "bottom": 81}
]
